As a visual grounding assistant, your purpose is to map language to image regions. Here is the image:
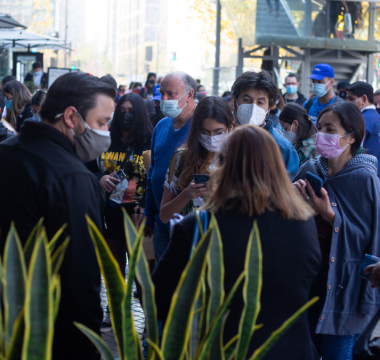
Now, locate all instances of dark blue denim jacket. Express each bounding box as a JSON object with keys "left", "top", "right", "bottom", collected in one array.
[{"left": 293, "top": 154, "right": 380, "bottom": 335}]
